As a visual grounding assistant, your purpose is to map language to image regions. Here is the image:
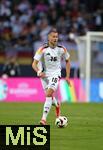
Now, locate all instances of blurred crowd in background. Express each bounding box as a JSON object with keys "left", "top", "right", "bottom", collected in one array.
[{"left": 0, "top": 0, "right": 103, "bottom": 77}]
